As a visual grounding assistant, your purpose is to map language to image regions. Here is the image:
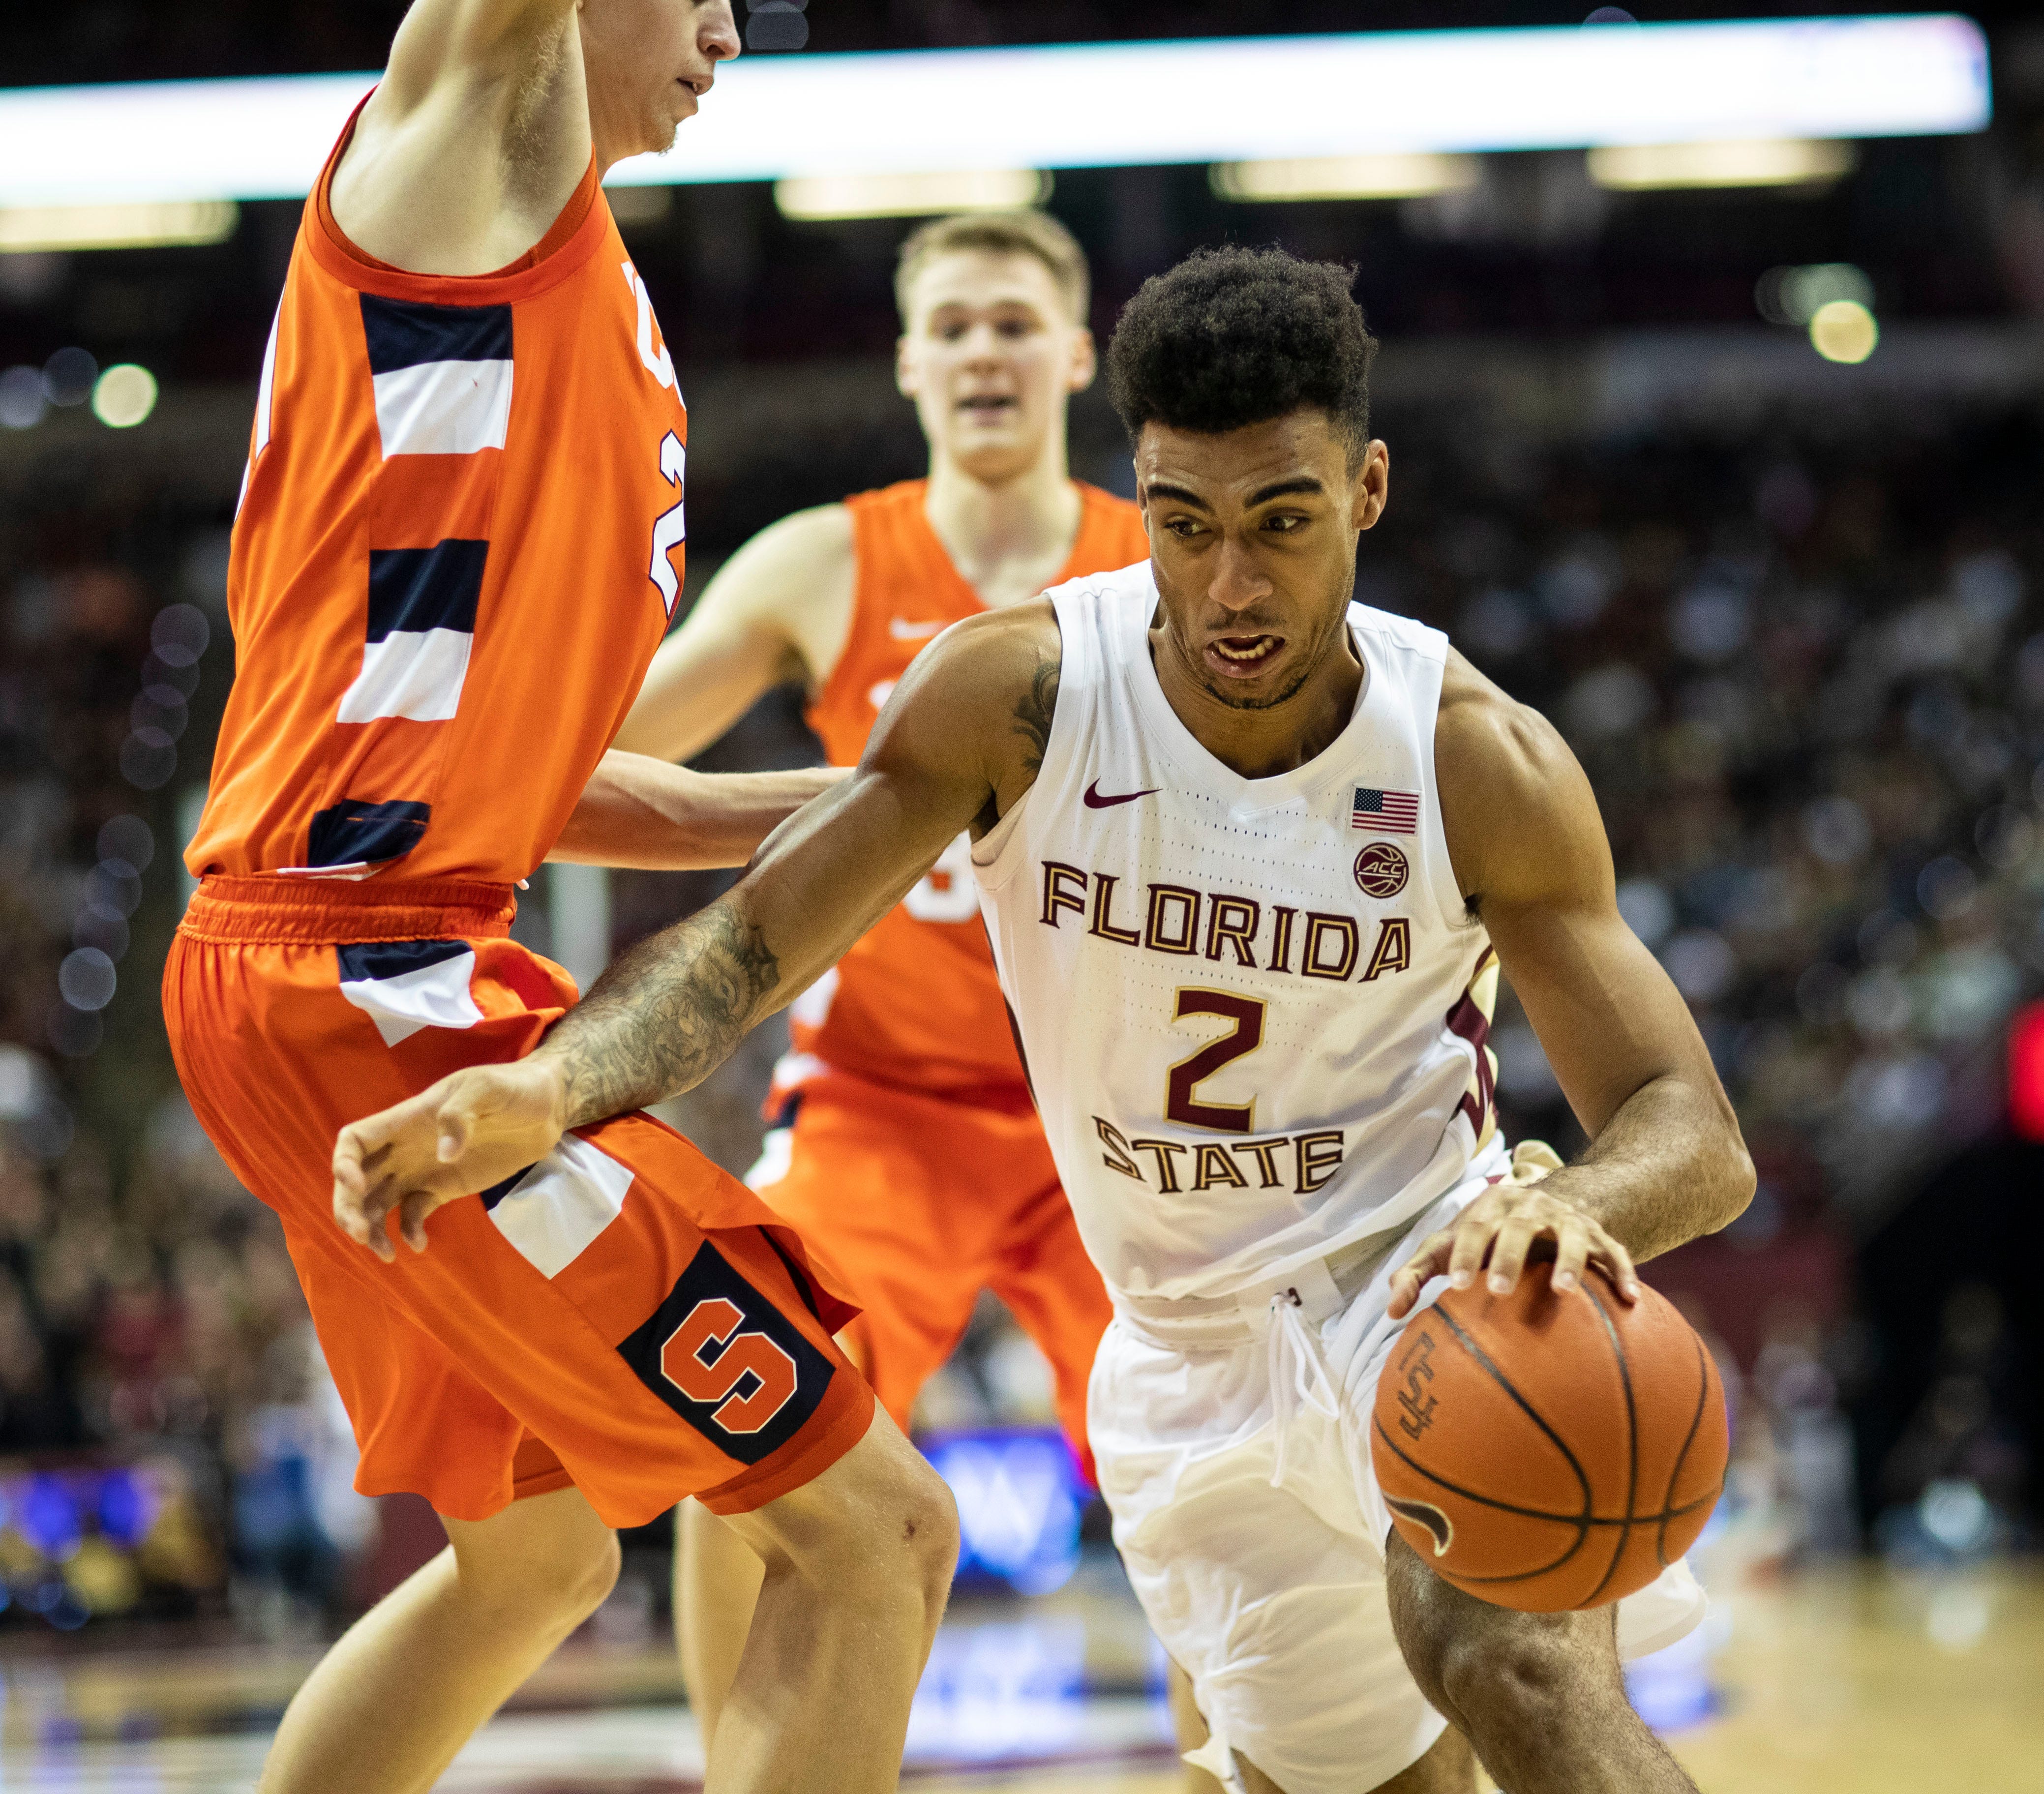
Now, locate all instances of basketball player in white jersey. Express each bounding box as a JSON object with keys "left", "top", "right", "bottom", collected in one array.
[{"left": 333, "top": 246, "right": 1756, "bottom": 1794}]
